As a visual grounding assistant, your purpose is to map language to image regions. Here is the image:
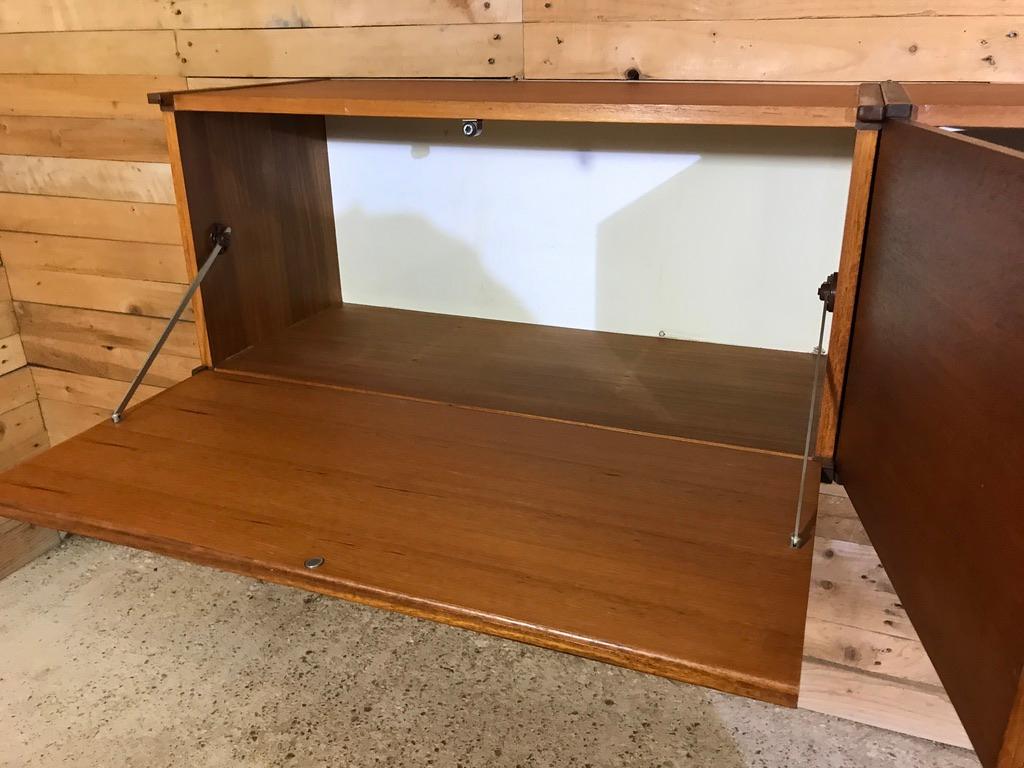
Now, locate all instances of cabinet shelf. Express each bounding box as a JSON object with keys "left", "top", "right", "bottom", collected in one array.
[
  {"left": 0, "top": 369, "right": 817, "bottom": 706},
  {"left": 220, "top": 303, "right": 818, "bottom": 456}
]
